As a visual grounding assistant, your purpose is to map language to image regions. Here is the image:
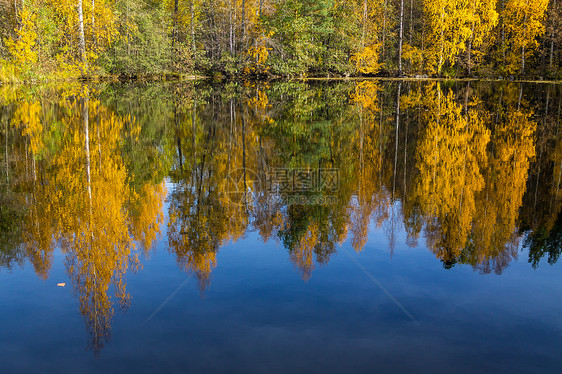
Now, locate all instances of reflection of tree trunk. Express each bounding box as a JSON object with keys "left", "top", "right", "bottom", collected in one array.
[
  {"left": 545, "top": 86, "right": 550, "bottom": 118},
  {"left": 393, "top": 82, "right": 401, "bottom": 197},
  {"left": 379, "top": 91, "right": 383, "bottom": 187},
  {"left": 175, "top": 102, "right": 183, "bottom": 169},
  {"left": 96, "top": 114, "right": 101, "bottom": 172},
  {"left": 435, "top": 85, "right": 441, "bottom": 192},
  {"left": 404, "top": 84, "right": 409, "bottom": 199},
  {"left": 534, "top": 156, "right": 541, "bottom": 223},
  {"left": 32, "top": 153, "right": 36, "bottom": 182},
  {"left": 4, "top": 117, "right": 8, "bottom": 183},
  {"left": 242, "top": 103, "right": 247, "bottom": 208},
  {"left": 460, "top": 83, "right": 470, "bottom": 214},
  {"left": 227, "top": 99, "right": 233, "bottom": 179},
  {"left": 177, "top": 136, "right": 183, "bottom": 170},
  {"left": 359, "top": 104, "right": 364, "bottom": 196},
  {"left": 24, "top": 137, "right": 28, "bottom": 177},
  {"left": 192, "top": 98, "right": 196, "bottom": 175},
  {"left": 83, "top": 97, "right": 92, "bottom": 207},
  {"left": 390, "top": 82, "right": 401, "bottom": 257},
  {"left": 556, "top": 97, "right": 562, "bottom": 199},
  {"left": 82, "top": 95, "right": 97, "bottom": 335}
]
